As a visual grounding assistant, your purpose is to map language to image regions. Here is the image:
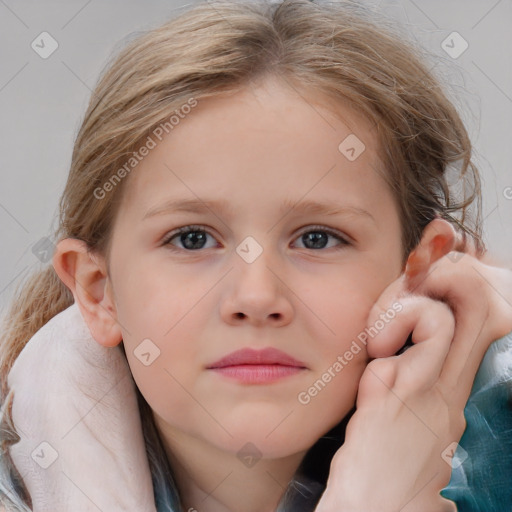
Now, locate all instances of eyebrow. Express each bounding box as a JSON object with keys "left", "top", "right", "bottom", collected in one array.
[{"left": 142, "top": 198, "right": 375, "bottom": 223}]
